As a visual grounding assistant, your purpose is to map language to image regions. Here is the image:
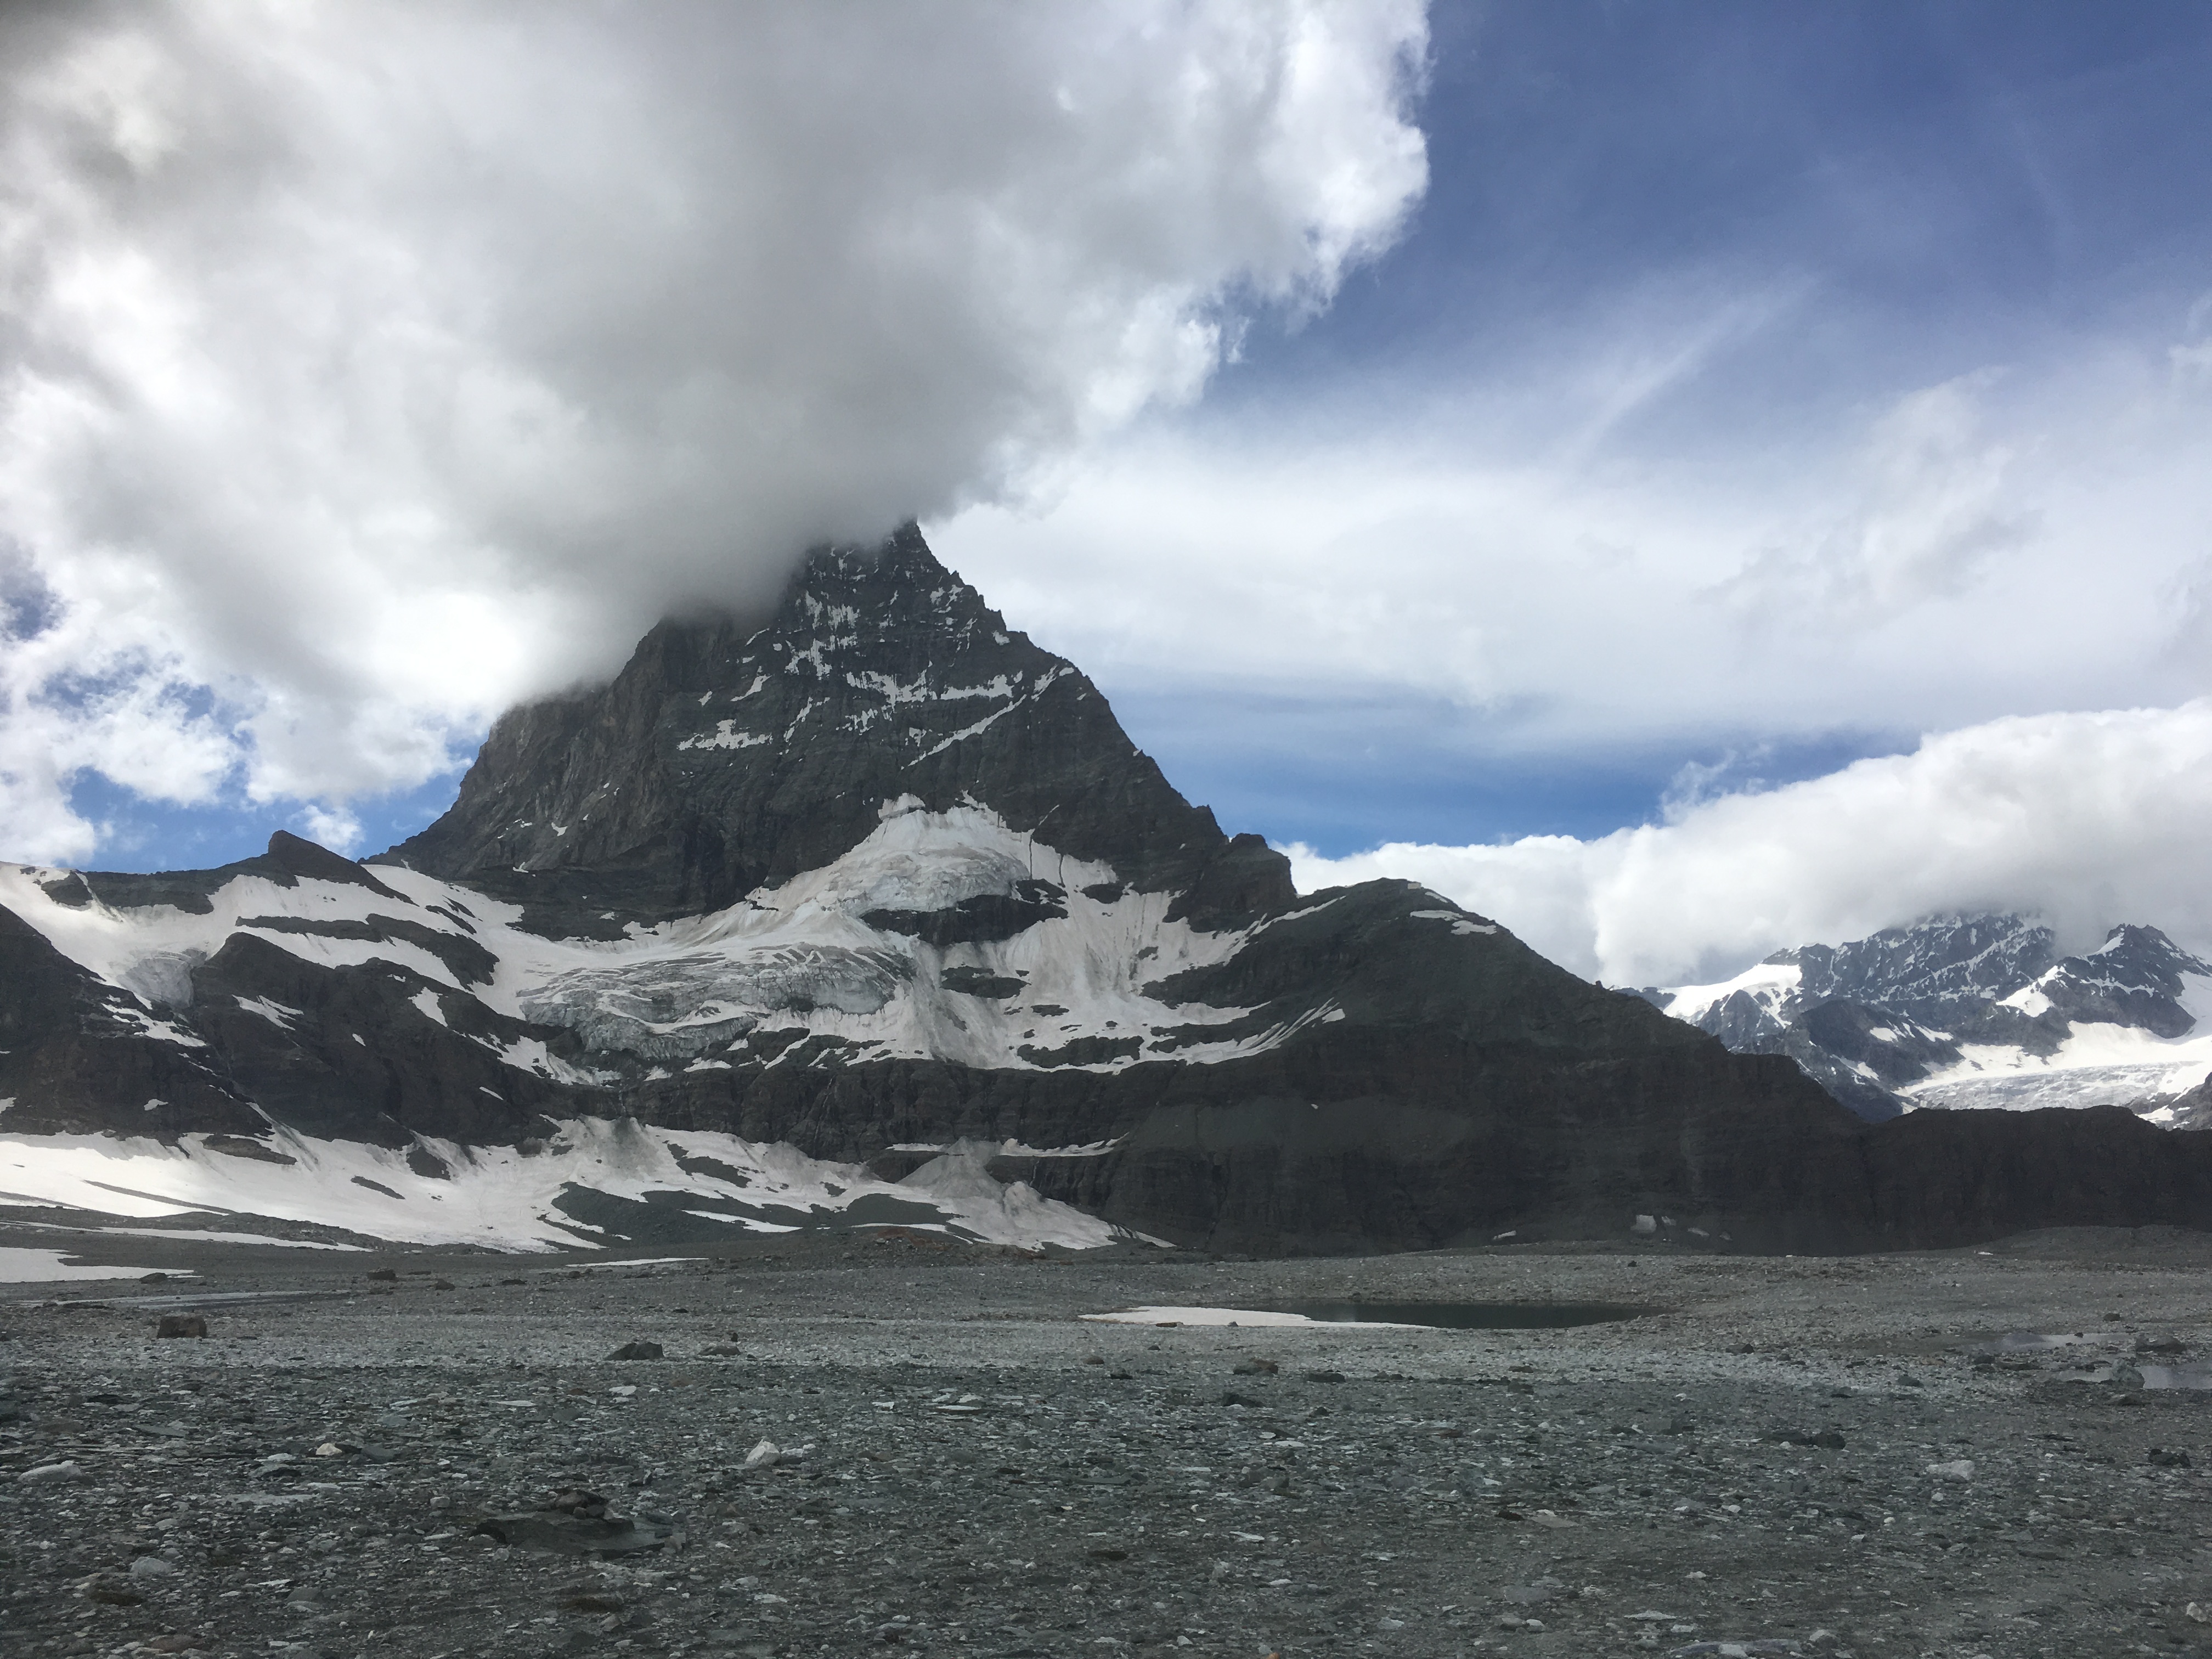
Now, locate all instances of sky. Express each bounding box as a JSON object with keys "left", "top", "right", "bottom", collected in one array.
[{"left": 4, "top": 1, "right": 2211, "bottom": 987}]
